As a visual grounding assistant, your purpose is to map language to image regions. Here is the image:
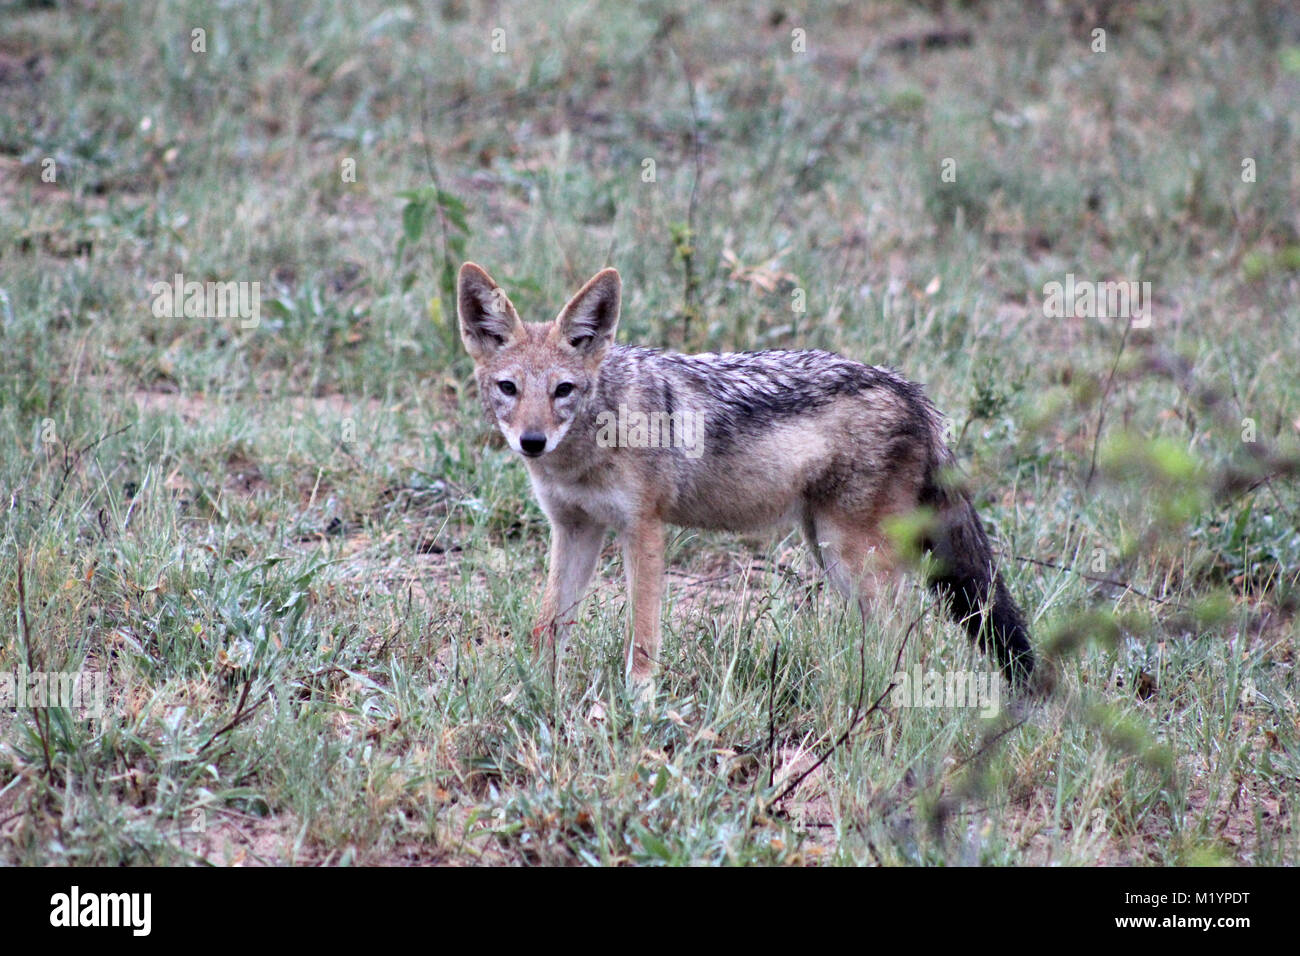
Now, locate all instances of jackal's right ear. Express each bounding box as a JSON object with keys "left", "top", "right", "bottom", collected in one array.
[{"left": 458, "top": 262, "right": 525, "bottom": 360}]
